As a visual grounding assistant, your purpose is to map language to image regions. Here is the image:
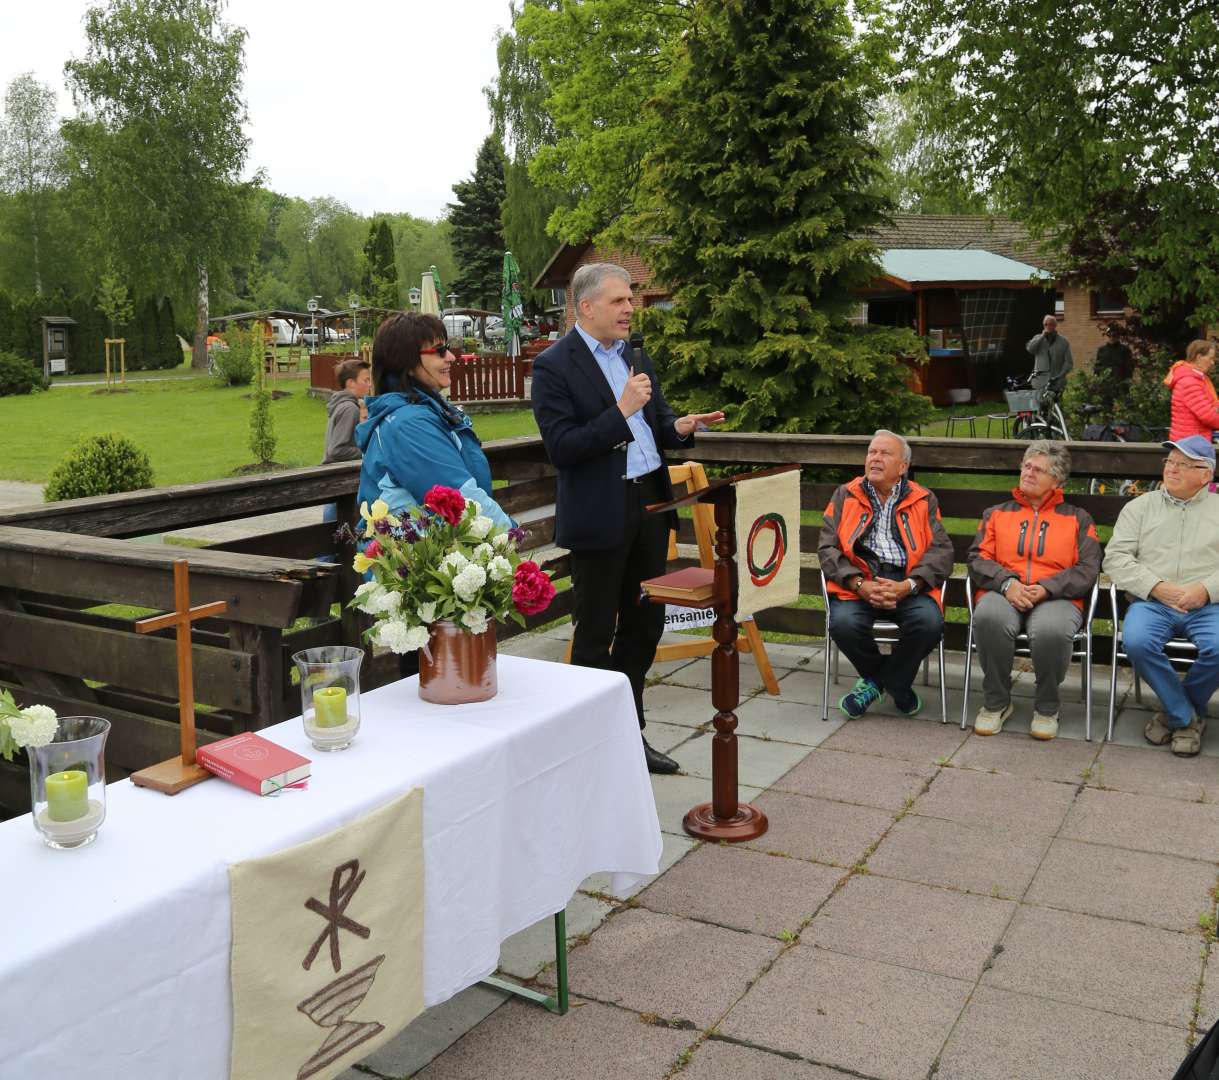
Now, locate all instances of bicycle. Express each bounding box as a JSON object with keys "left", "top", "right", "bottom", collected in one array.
[
  {"left": 1079, "top": 405, "right": 1166, "bottom": 495},
  {"left": 1005, "top": 377, "right": 1070, "bottom": 442}
]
